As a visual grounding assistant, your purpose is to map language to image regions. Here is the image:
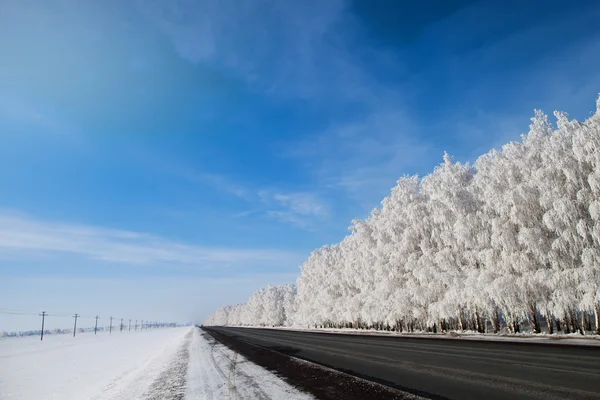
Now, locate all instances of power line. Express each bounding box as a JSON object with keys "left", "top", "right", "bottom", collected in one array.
[
  {"left": 0, "top": 308, "right": 41, "bottom": 316},
  {"left": 2, "top": 308, "right": 179, "bottom": 337},
  {"left": 0, "top": 308, "right": 91, "bottom": 318}
]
